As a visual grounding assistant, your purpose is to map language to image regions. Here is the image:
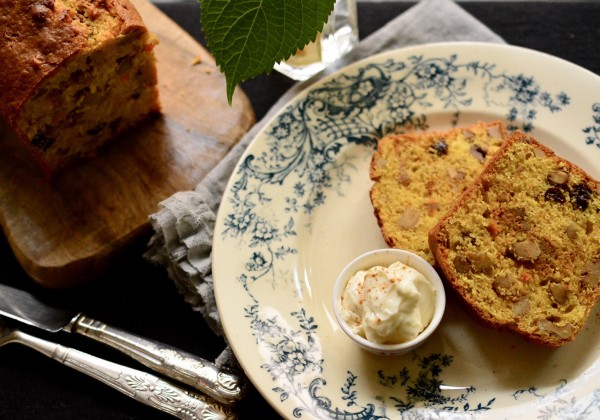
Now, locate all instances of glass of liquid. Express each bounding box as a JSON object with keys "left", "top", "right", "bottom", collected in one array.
[{"left": 274, "top": 0, "right": 359, "bottom": 81}]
